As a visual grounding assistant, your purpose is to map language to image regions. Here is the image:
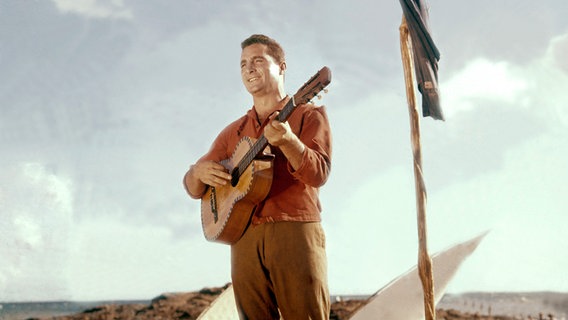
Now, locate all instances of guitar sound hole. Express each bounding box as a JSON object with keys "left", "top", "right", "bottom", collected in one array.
[
  {"left": 230, "top": 168, "right": 240, "bottom": 187},
  {"left": 210, "top": 187, "right": 218, "bottom": 223}
]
